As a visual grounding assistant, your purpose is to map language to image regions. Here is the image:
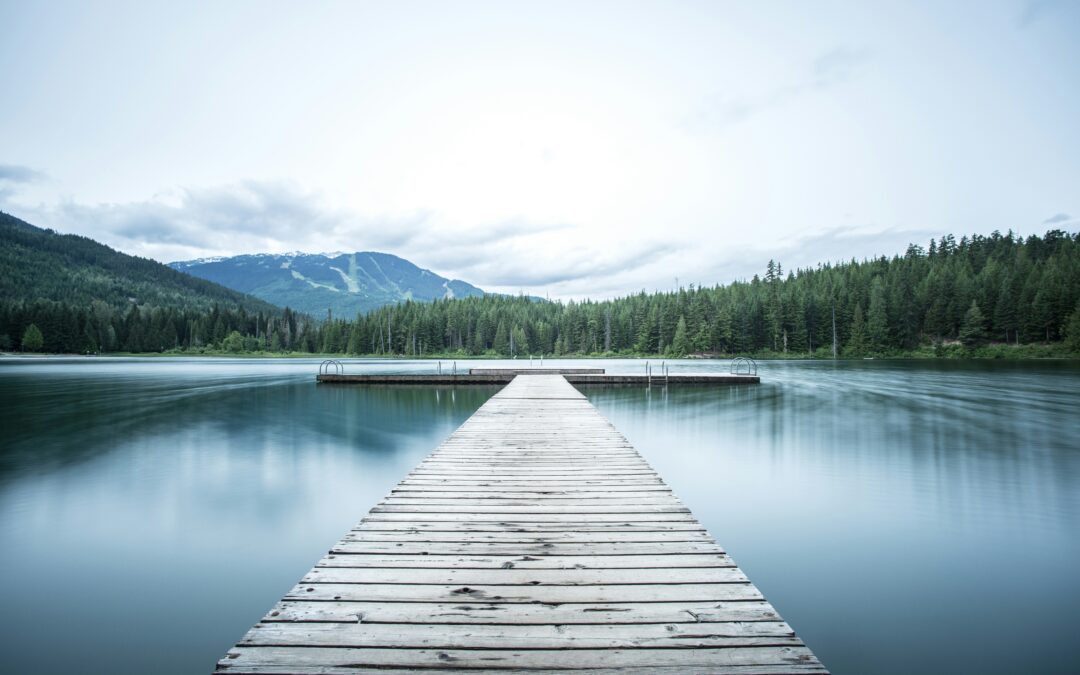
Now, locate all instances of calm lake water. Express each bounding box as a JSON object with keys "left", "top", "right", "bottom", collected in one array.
[{"left": 1, "top": 357, "right": 1078, "bottom": 674}]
